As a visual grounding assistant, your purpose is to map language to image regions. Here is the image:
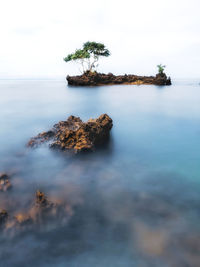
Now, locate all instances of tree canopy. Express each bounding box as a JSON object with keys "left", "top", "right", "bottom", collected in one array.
[{"left": 64, "top": 41, "right": 110, "bottom": 73}]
